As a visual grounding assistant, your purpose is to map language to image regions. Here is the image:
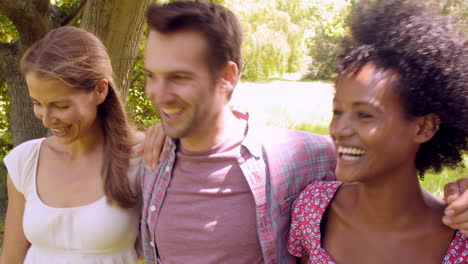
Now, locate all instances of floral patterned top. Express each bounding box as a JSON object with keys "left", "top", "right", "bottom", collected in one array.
[{"left": 288, "top": 181, "right": 468, "bottom": 264}]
